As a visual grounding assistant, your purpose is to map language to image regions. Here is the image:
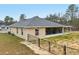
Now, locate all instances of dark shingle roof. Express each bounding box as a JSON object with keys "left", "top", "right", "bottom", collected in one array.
[{"left": 10, "top": 16, "right": 66, "bottom": 28}]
